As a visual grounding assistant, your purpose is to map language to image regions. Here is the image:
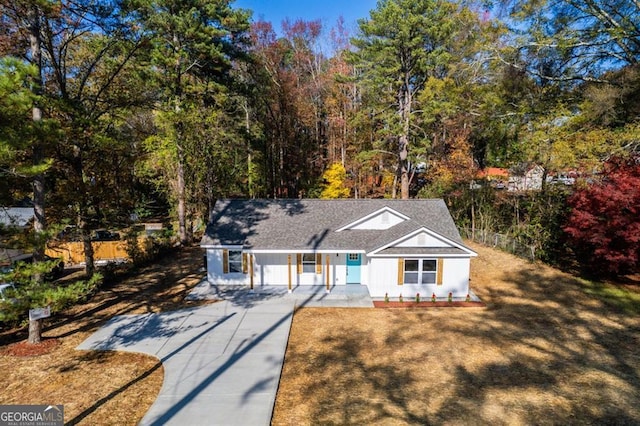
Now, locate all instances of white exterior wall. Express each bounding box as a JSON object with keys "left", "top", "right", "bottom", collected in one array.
[
  {"left": 207, "top": 249, "right": 471, "bottom": 296},
  {"left": 350, "top": 210, "right": 405, "bottom": 230},
  {"left": 396, "top": 232, "right": 448, "bottom": 247},
  {"left": 365, "top": 257, "right": 399, "bottom": 297},
  {"left": 366, "top": 256, "right": 471, "bottom": 298},
  {"left": 333, "top": 253, "right": 348, "bottom": 286},
  {"left": 206, "top": 249, "right": 249, "bottom": 285},
  {"left": 206, "top": 249, "right": 348, "bottom": 287}
]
